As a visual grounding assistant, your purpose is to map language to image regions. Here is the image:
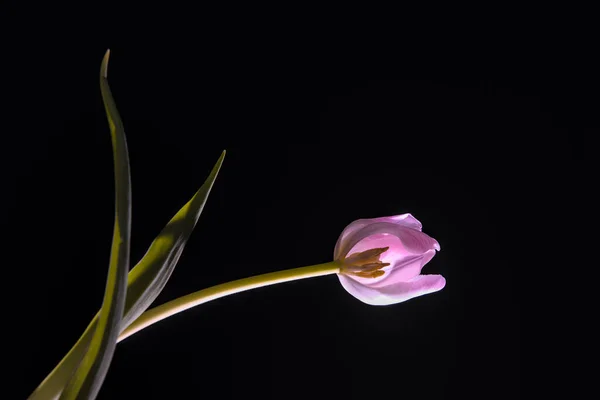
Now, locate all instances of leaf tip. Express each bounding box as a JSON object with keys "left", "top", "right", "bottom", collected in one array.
[
  {"left": 216, "top": 150, "right": 226, "bottom": 170},
  {"left": 101, "top": 49, "right": 111, "bottom": 78}
]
